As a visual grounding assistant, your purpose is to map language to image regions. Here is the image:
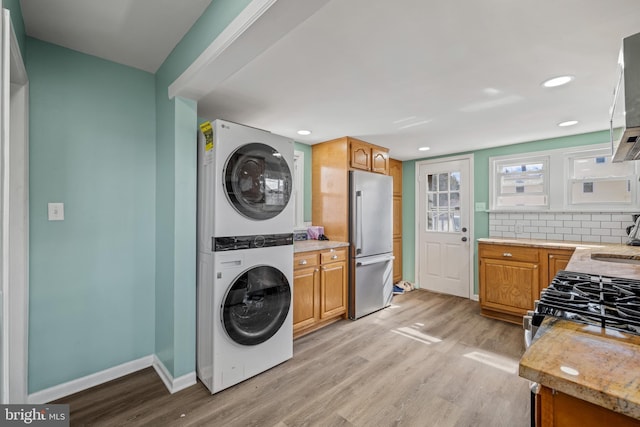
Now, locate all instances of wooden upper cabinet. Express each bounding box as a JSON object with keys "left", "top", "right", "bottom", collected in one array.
[
  {"left": 389, "top": 159, "right": 402, "bottom": 196},
  {"left": 371, "top": 147, "right": 389, "bottom": 174},
  {"left": 349, "top": 139, "right": 371, "bottom": 171}
]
